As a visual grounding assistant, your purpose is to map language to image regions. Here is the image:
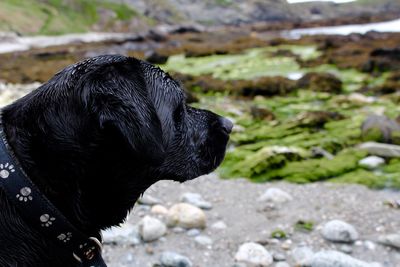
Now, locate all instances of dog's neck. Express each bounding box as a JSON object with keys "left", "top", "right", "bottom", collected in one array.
[{"left": 0, "top": 98, "right": 154, "bottom": 235}]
